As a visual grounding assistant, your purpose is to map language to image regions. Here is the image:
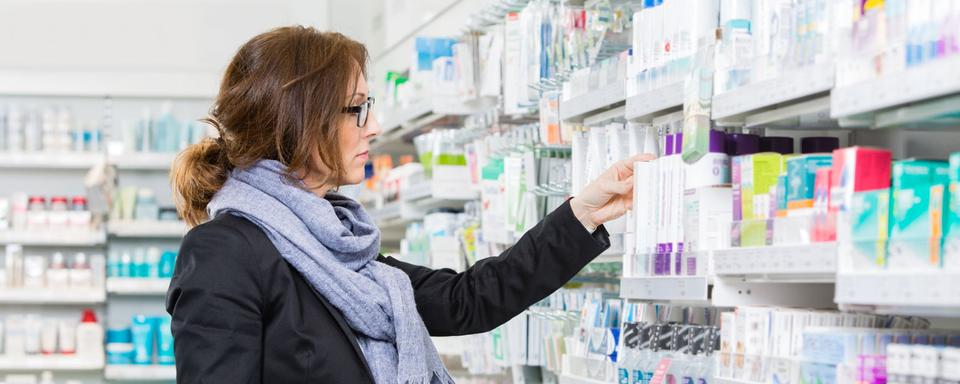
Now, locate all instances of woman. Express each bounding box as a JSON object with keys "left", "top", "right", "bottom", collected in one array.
[{"left": 167, "top": 26, "right": 651, "bottom": 384}]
